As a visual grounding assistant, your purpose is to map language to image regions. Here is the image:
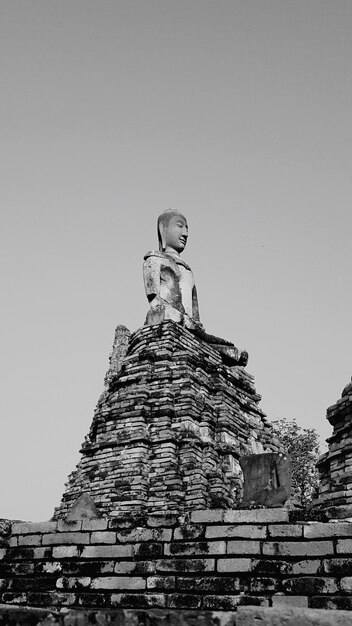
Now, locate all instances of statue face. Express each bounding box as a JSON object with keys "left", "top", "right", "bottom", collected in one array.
[{"left": 164, "top": 214, "right": 188, "bottom": 253}]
